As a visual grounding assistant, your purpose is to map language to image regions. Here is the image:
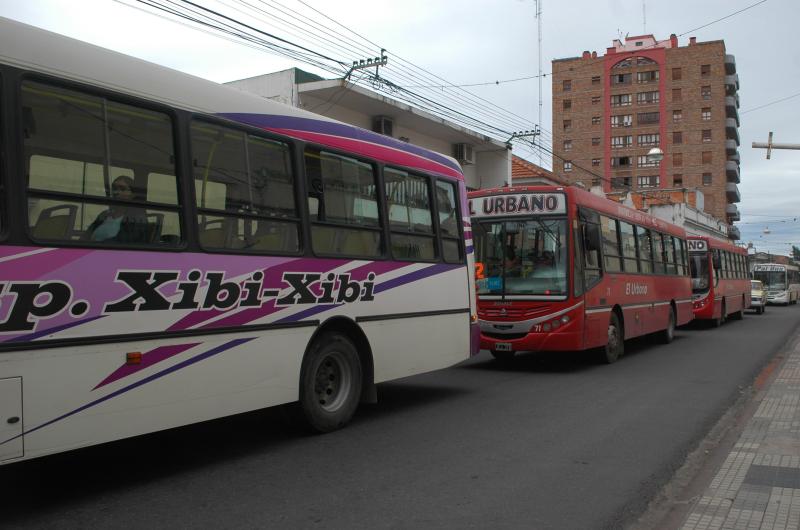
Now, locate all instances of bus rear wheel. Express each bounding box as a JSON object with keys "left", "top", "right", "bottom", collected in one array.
[
  {"left": 299, "top": 332, "right": 363, "bottom": 433},
  {"left": 712, "top": 301, "right": 726, "bottom": 328},
  {"left": 601, "top": 312, "right": 624, "bottom": 364}
]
